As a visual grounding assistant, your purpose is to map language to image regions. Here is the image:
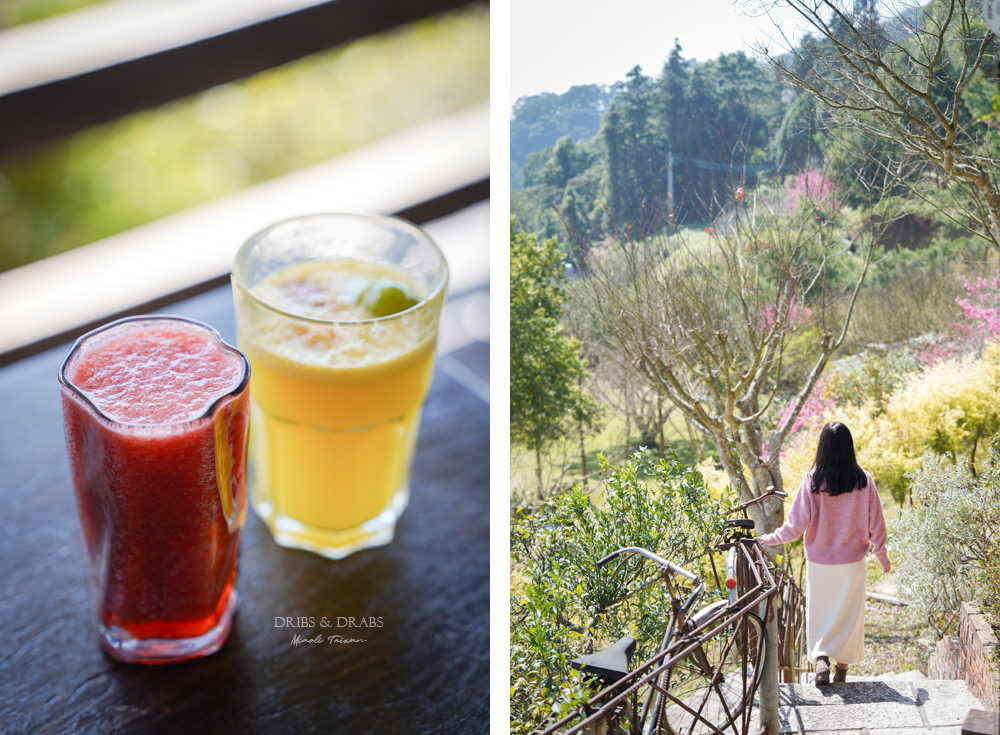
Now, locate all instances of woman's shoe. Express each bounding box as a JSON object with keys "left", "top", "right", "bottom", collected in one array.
[
  {"left": 815, "top": 656, "right": 831, "bottom": 685},
  {"left": 834, "top": 665, "right": 848, "bottom": 684}
]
